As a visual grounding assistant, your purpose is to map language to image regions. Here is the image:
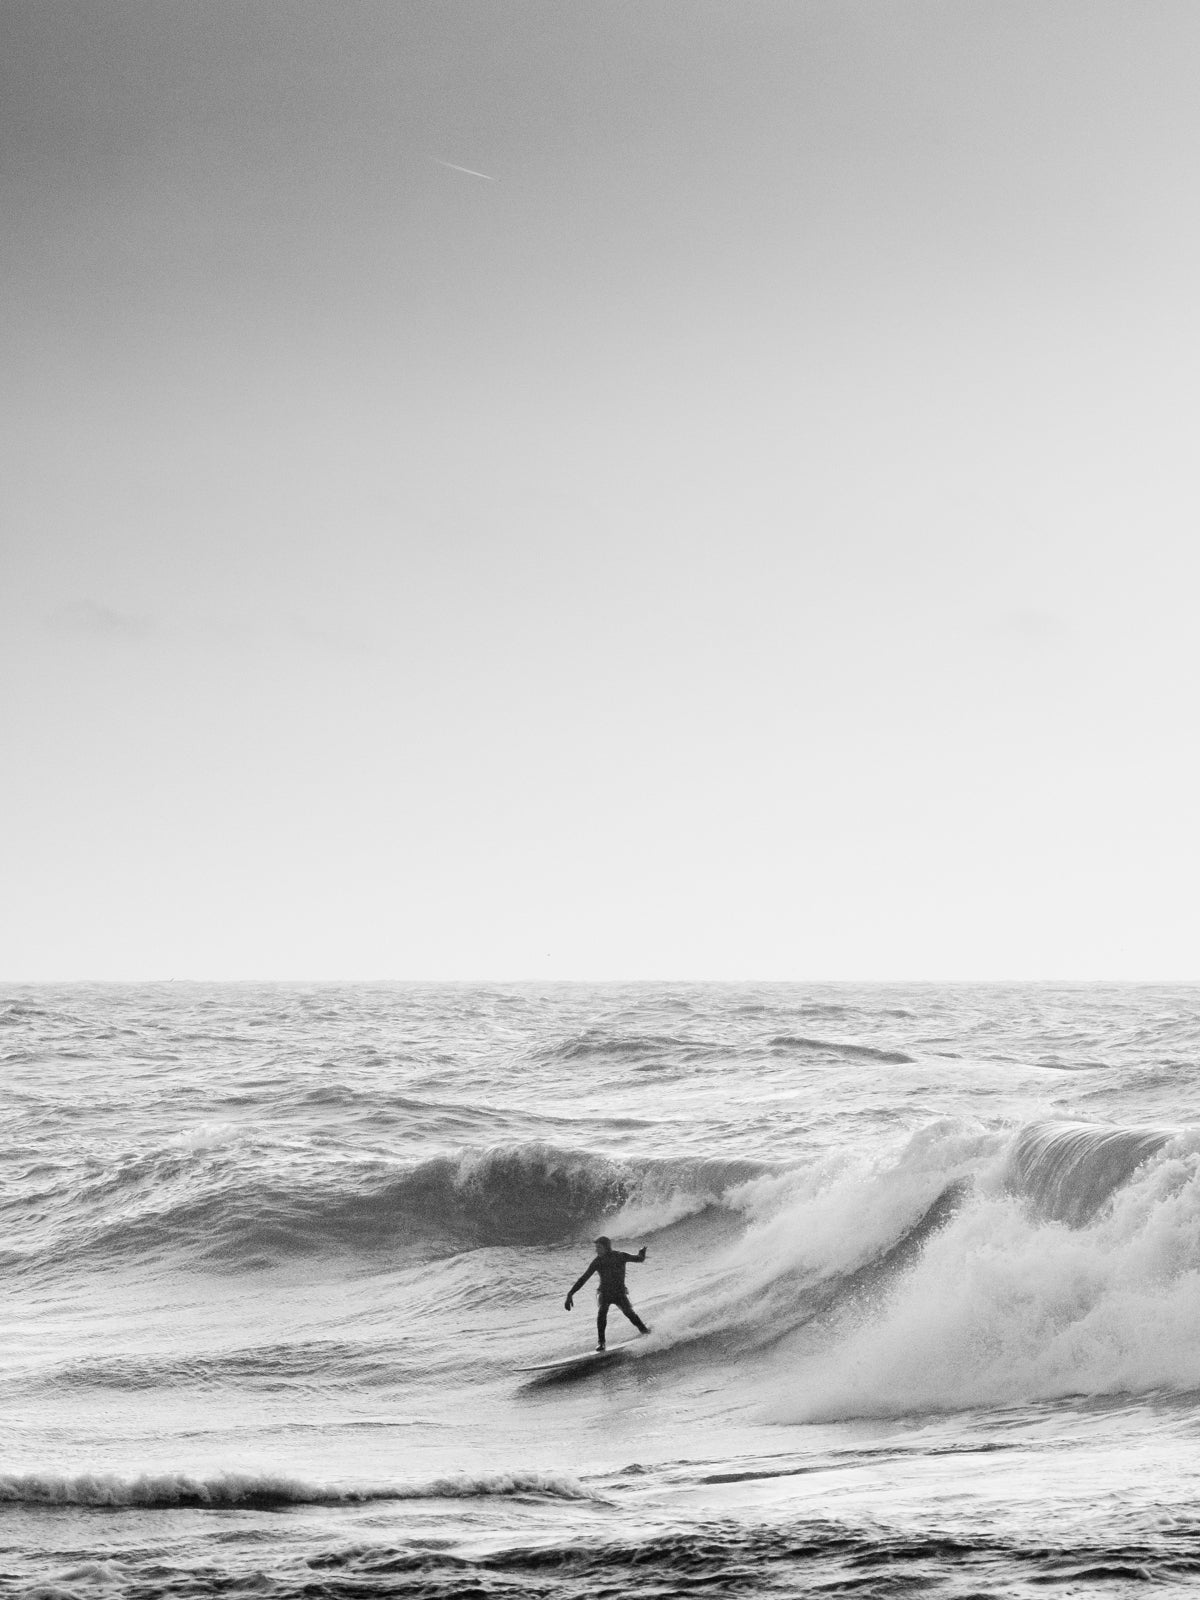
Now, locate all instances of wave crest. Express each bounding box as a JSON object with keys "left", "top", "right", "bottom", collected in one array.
[
  {"left": 1006, "top": 1121, "right": 1171, "bottom": 1225},
  {"left": 0, "top": 1469, "right": 600, "bottom": 1508},
  {"left": 10, "top": 1142, "right": 770, "bottom": 1269}
]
